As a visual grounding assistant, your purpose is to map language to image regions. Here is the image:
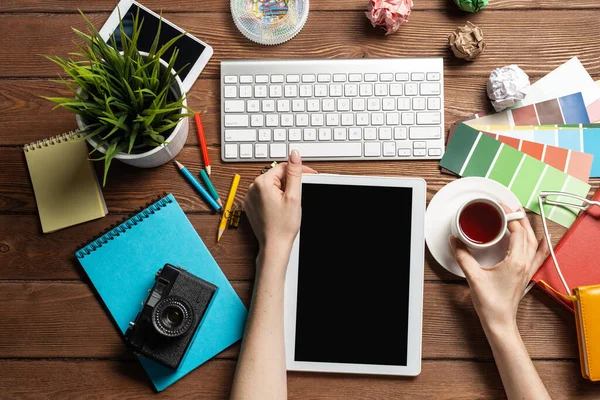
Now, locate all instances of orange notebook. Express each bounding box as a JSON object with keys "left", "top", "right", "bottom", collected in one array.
[{"left": 532, "top": 188, "right": 600, "bottom": 312}]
